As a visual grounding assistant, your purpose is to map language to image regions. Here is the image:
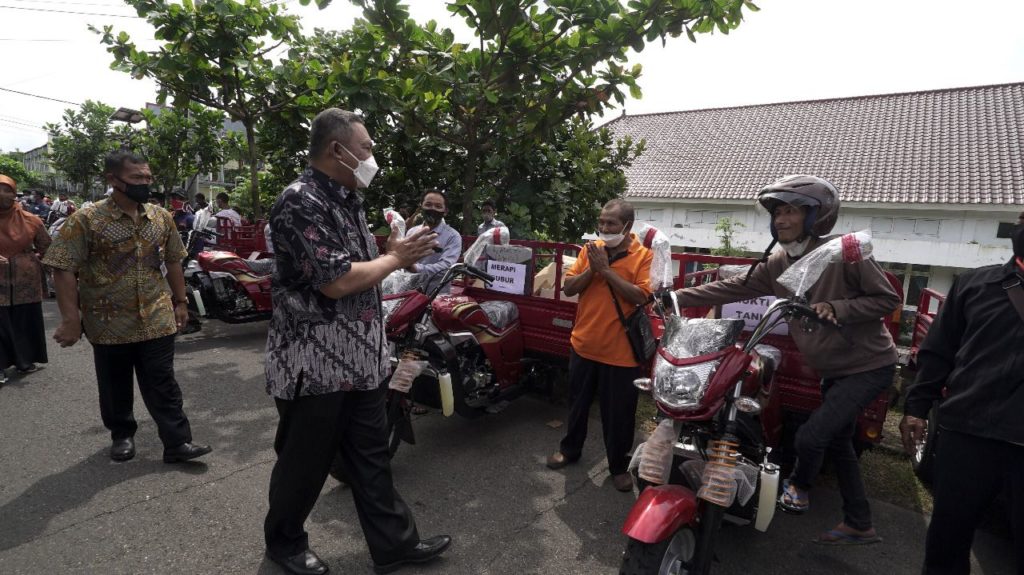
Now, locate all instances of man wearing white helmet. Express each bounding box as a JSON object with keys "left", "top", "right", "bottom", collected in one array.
[{"left": 674, "top": 175, "right": 900, "bottom": 545}]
